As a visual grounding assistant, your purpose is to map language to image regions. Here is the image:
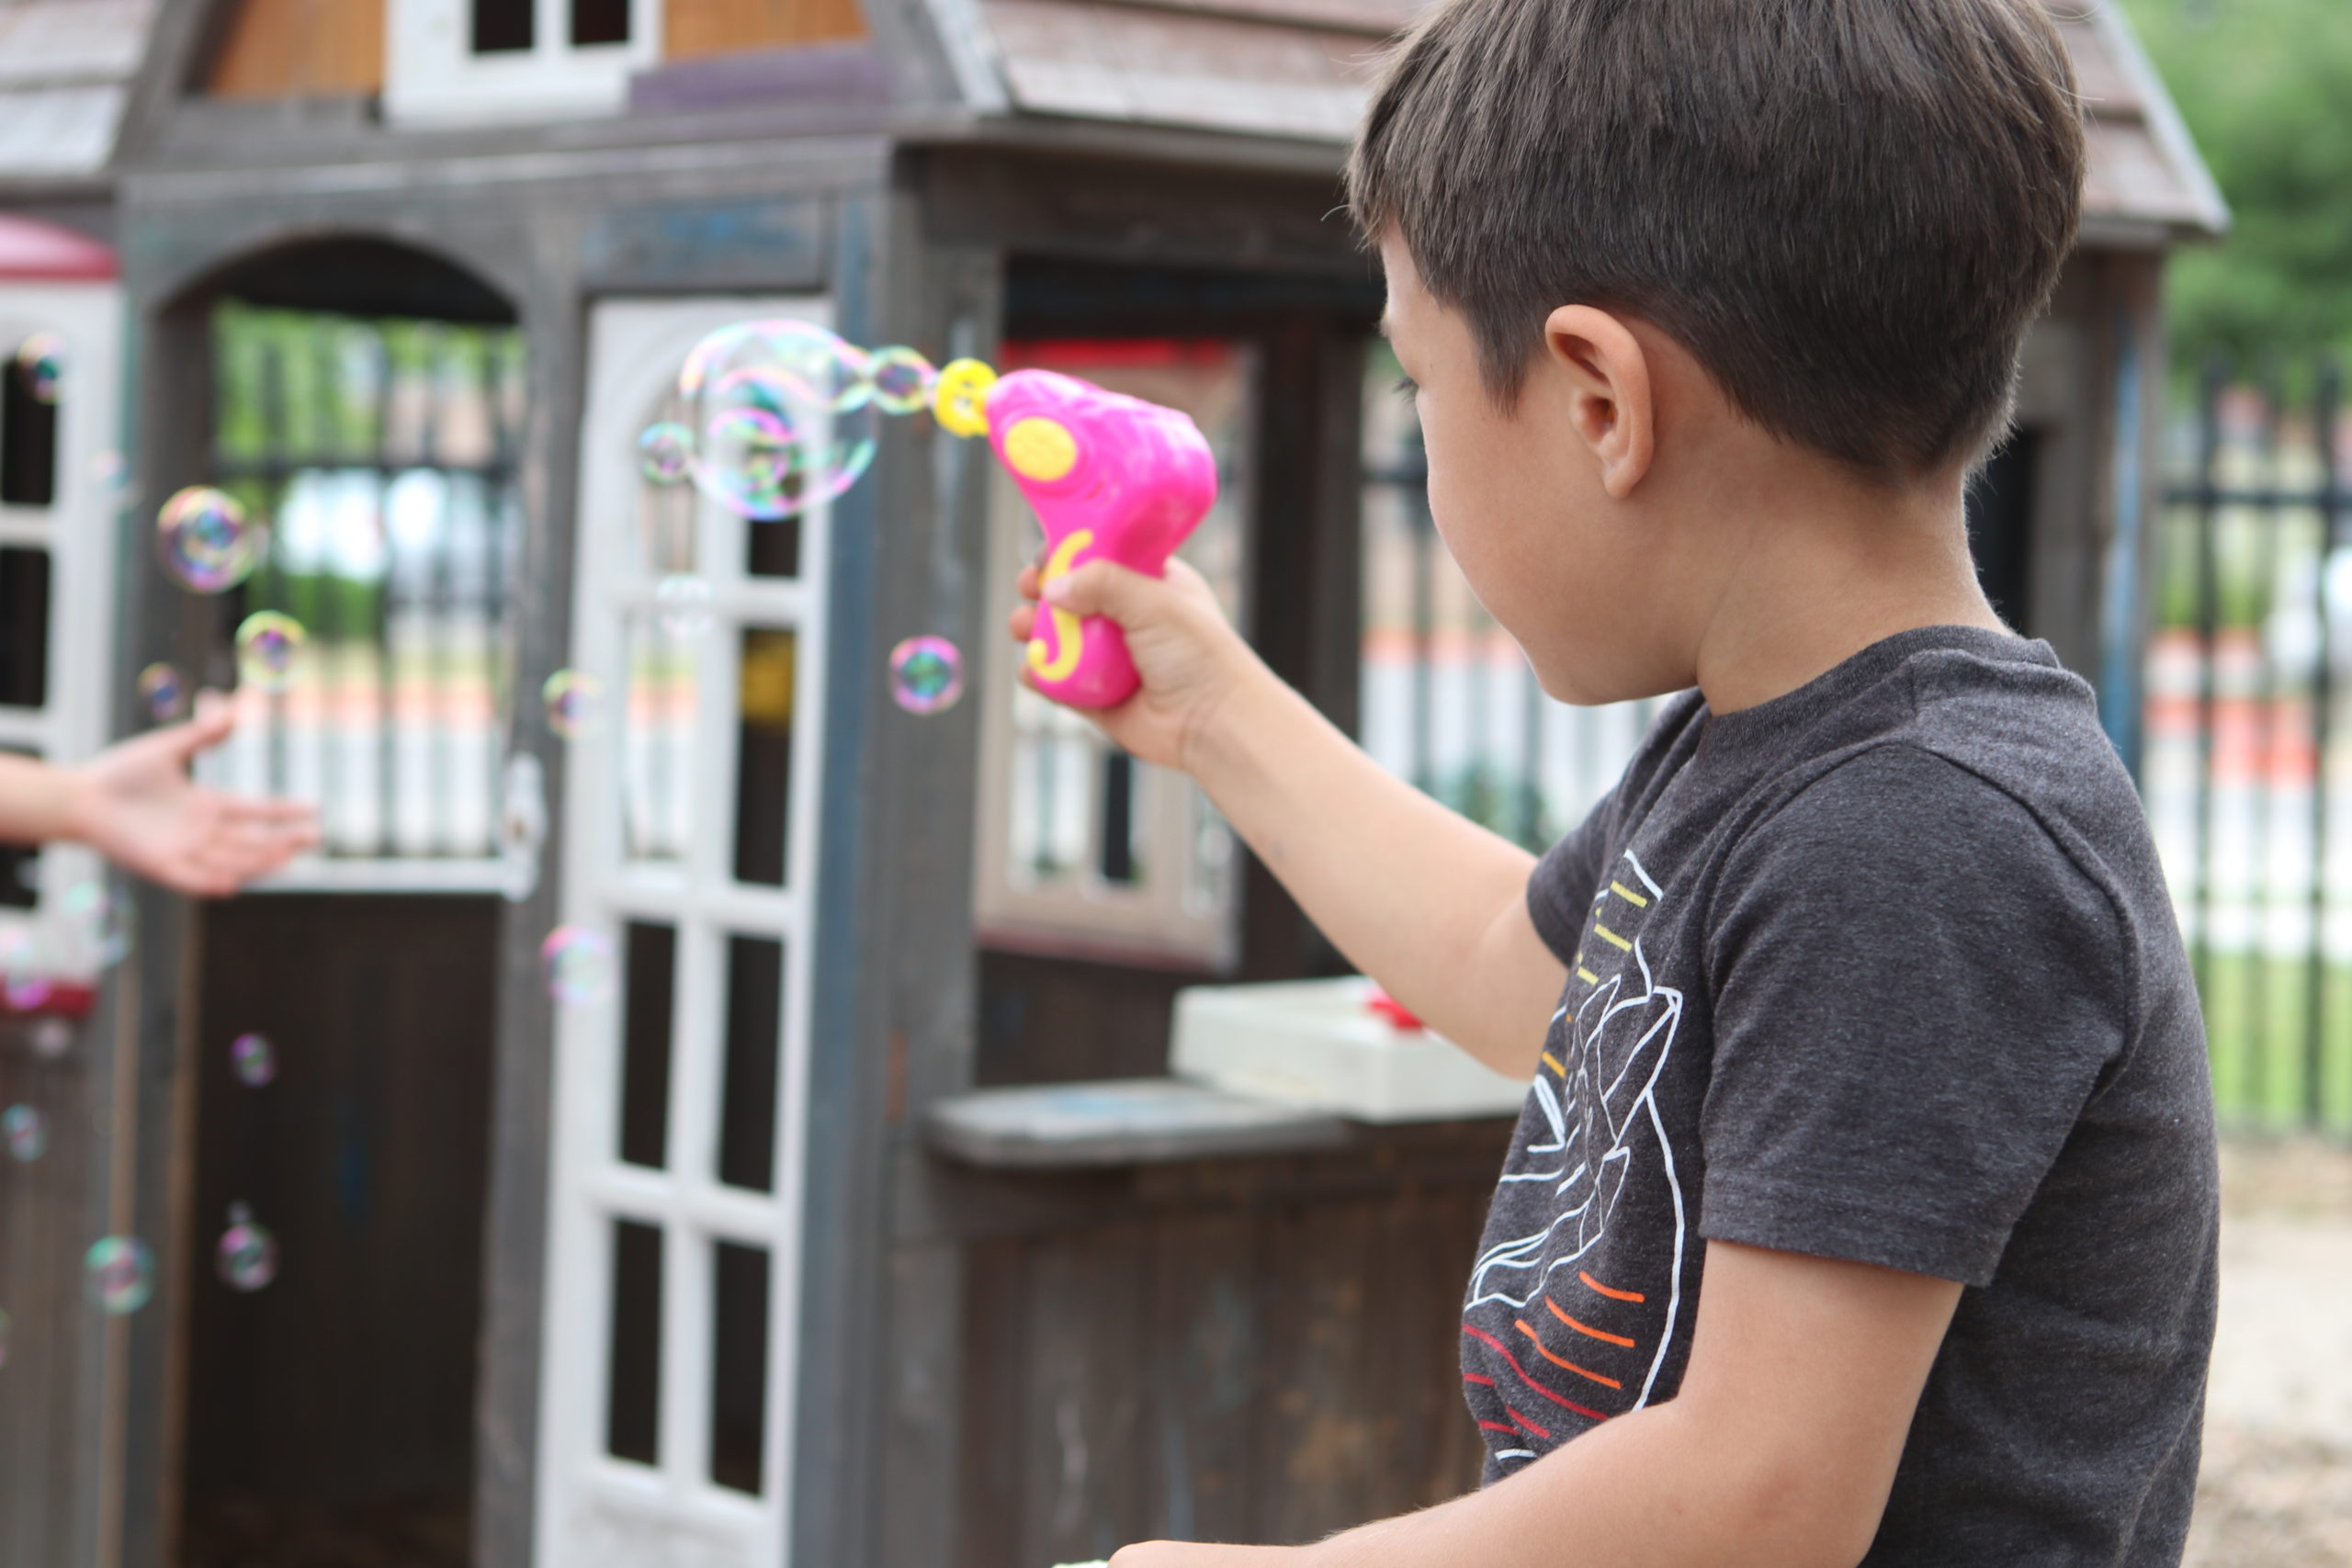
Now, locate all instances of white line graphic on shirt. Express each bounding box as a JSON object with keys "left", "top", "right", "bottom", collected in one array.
[{"left": 1464, "top": 852, "right": 1689, "bottom": 1418}]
